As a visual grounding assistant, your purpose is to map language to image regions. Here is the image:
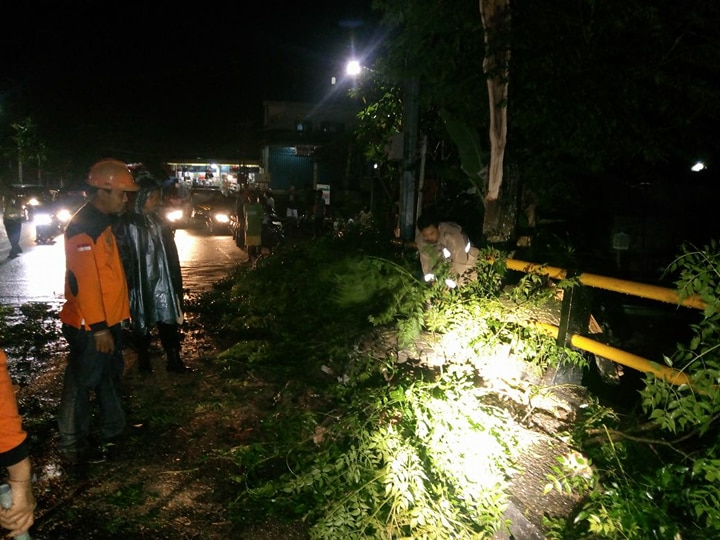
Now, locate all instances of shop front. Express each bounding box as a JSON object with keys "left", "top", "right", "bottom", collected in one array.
[{"left": 166, "top": 161, "right": 264, "bottom": 193}]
